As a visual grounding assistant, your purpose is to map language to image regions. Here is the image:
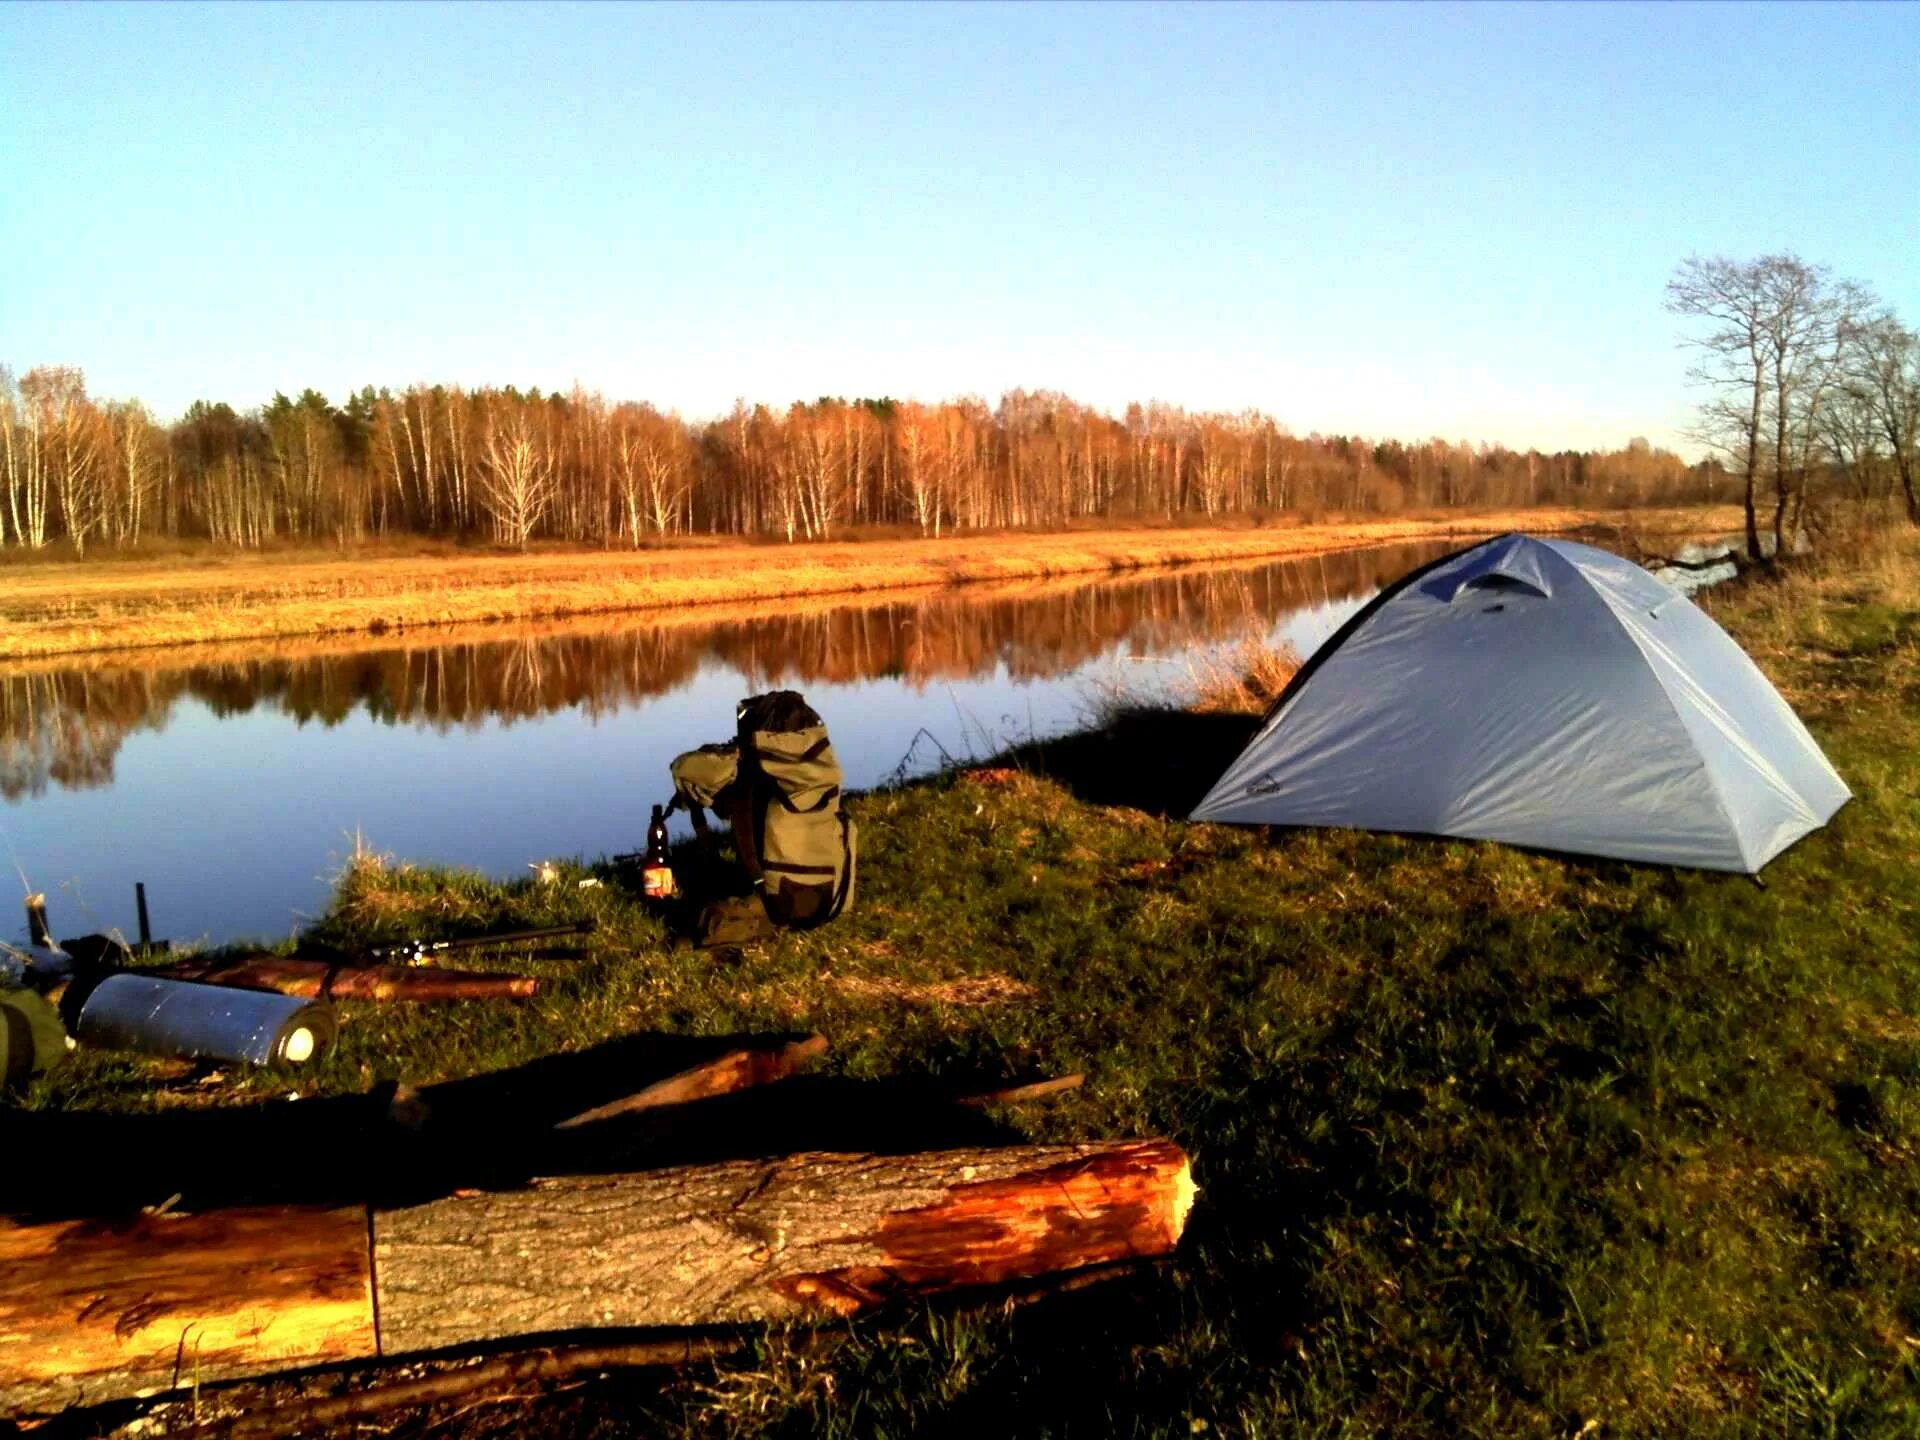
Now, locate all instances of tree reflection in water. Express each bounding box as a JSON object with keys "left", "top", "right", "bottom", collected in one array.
[{"left": 0, "top": 542, "right": 1446, "bottom": 801}]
